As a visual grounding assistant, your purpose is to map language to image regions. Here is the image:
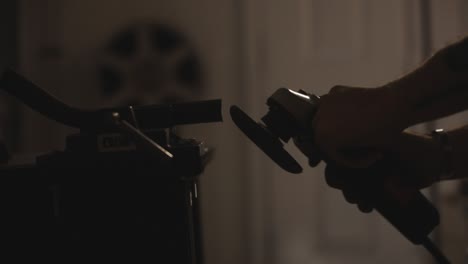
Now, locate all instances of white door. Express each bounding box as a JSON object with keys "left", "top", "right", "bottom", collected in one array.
[{"left": 242, "top": 1, "right": 433, "bottom": 263}]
